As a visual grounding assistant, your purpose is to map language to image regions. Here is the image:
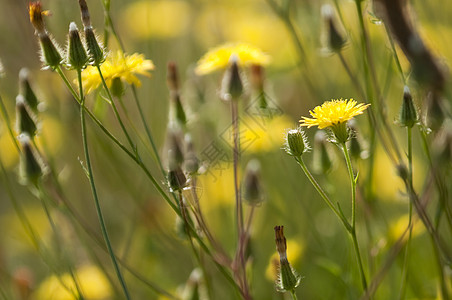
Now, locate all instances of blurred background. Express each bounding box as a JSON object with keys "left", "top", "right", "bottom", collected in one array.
[{"left": 0, "top": 0, "right": 451, "bottom": 299}]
